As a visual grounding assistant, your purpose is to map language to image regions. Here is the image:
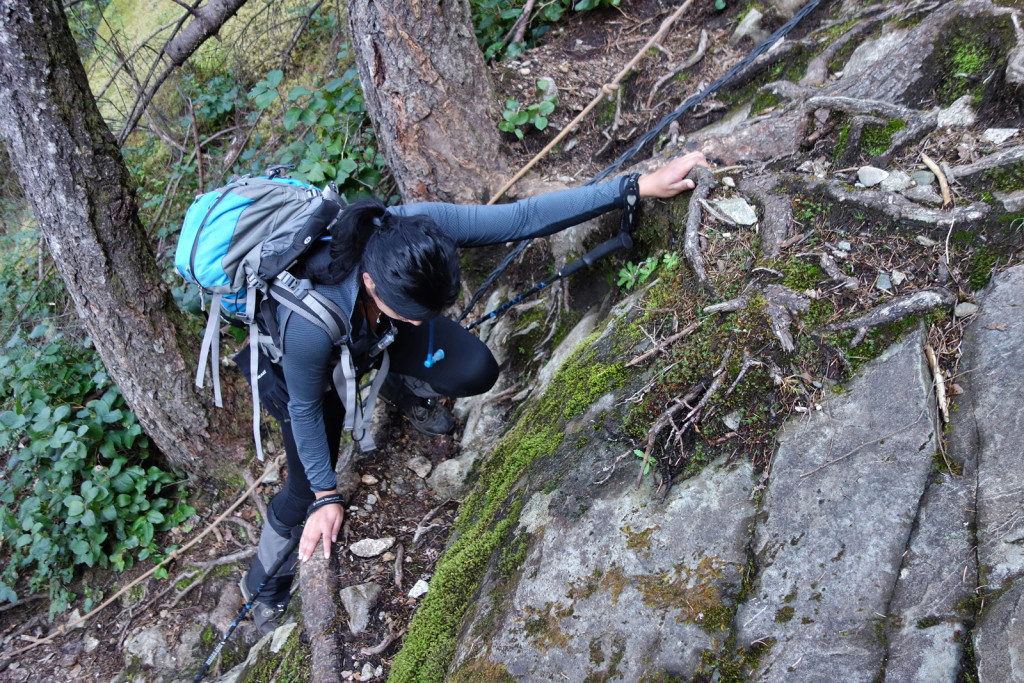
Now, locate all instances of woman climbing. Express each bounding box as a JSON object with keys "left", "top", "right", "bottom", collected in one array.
[{"left": 237, "top": 150, "right": 709, "bottom": 635}]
